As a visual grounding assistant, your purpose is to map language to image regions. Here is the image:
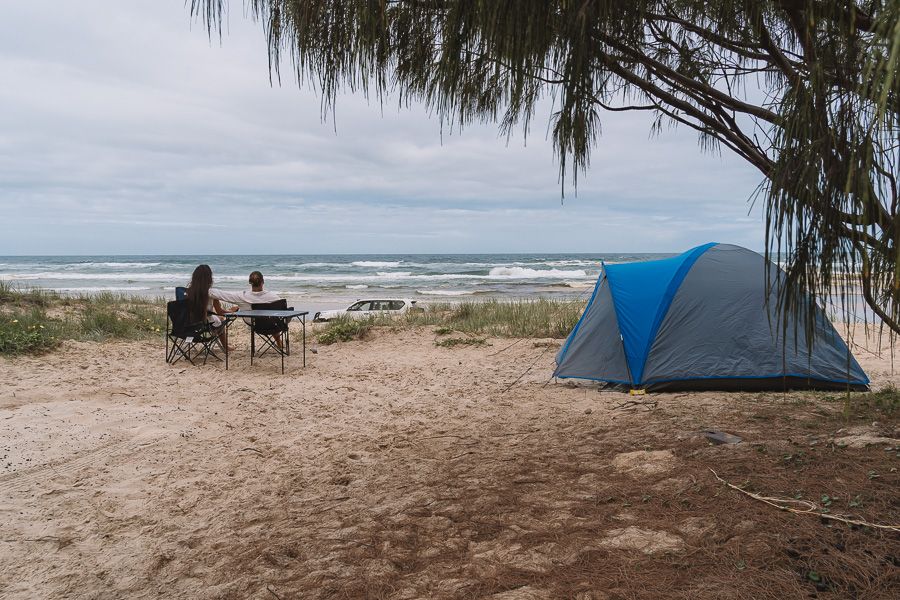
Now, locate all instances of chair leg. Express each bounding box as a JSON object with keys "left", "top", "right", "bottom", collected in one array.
[{"left": 169, "top": 339, "right": 196, "bottom": 366}]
